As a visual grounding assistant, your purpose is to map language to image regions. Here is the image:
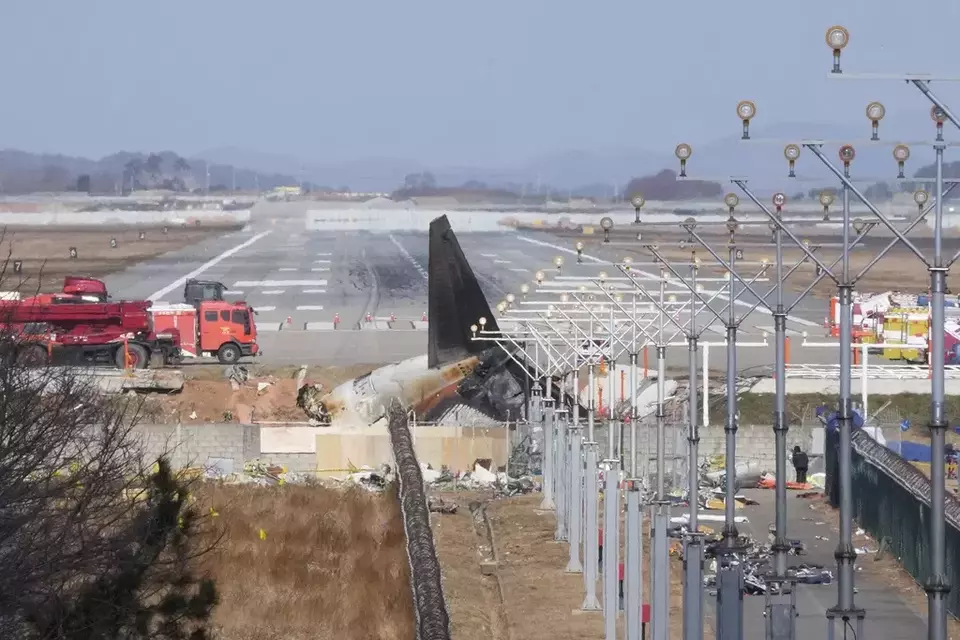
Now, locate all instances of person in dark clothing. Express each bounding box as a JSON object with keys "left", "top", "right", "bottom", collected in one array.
[{"left": 792, "top": 445, "right": 809, "bottom": 484}]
